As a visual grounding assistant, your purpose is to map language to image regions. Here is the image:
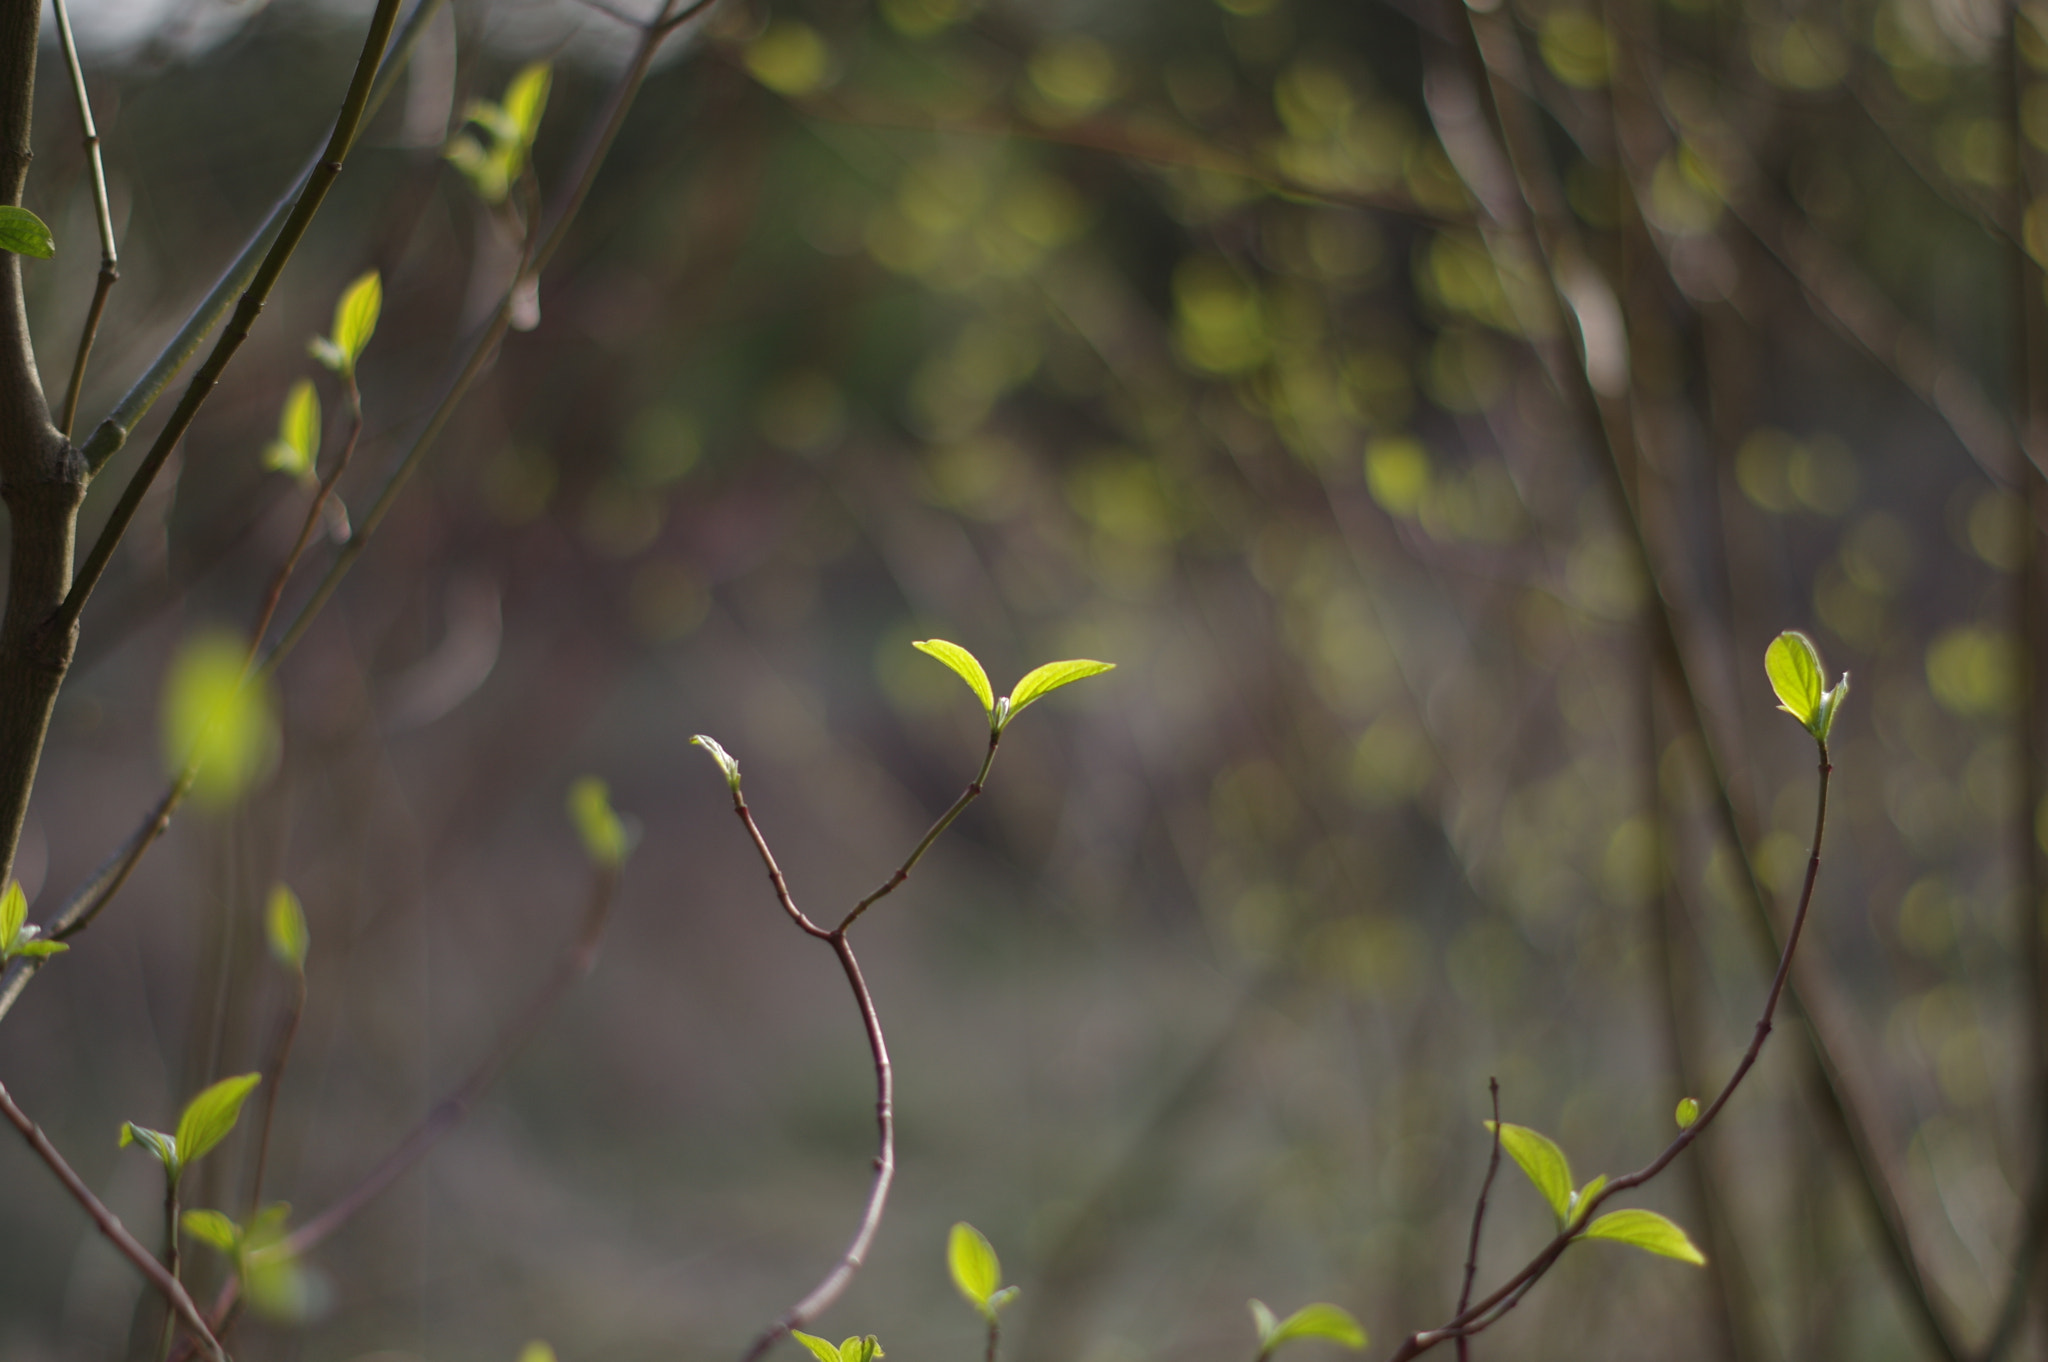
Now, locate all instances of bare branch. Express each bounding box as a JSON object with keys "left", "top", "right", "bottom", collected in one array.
[{"left": 48, "top": 0, "right": 116, "bottom": 440}]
